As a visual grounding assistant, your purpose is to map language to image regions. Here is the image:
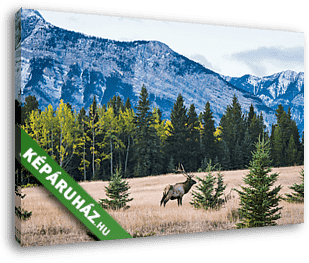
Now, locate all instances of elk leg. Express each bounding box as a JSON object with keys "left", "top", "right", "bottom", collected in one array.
[{"left": 160, "top": 195, "right": 166, "bottom": 206}]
